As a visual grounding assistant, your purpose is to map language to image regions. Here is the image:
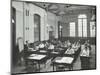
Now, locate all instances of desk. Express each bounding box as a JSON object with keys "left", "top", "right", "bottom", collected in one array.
[
  {"left": 36, "top": 50, "right": 47, "bottom": 54},
  {"left": 27, "top": 54, "right": 47, "bottom": 72},
  {"left": 64, "top": 47, "right": 81, "bottom": 58},
  {"left": 50, "top": 51, "right": 61, "bottom": 59},
  {"left": 53, "top": 57, "right": 74, "bottom": 71},
  {"left": 49, "top": 48, "right": 66, "bottom": 60},
  {"left": 27, "top": 48, "right": 39, "bottom": 54}
]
